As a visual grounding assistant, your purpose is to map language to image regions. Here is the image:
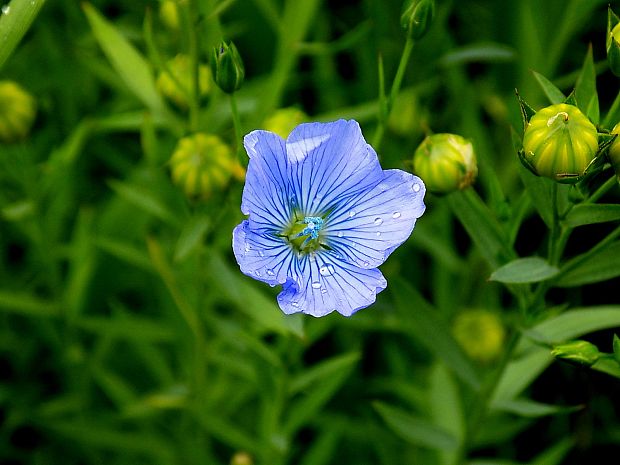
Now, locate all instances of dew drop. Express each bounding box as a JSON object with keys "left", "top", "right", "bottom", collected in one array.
[
  {"left": 258, "top": 250, "right": 264, "bottom": 257},
  {"left": 374, "top": 217, "right": 383, "bottom": 225},
  {"left": 376, "top": 232, "right": 381, "bottom": 237},
  {"left": 348, "top": 210, "right": 356, "bottom": 218},
  {"left": 244, "top": 242, "right": 251, "bottom": 252},
  {"left": 321, "top": 288, "right": 328, "bottom": 295},
  {"left": 291, "top": 301, "right": 299, "bottom": 307},
  {"left": 337, "top": 231, "right": 343, "bottom": 238},
  {"left": 392, "top": 211, "right": 401, "bottom": 219},
  {"left": 319, "top": 264, "right": 335, "bottom": 276},
  {"left": 362, "top": 261, "right": 370, "bottom": 267},
  {"left": 266, "top": 269, "right": 275, "bottom": 276},
  {"left": 311, "top": 281, "right": 321, "bottom": 289},
  {"left": 413, "top": 183, "right": 421, "bottom": 192},
  {"left": 2, "top": 4, "right": 10, "bottom": 14}
]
